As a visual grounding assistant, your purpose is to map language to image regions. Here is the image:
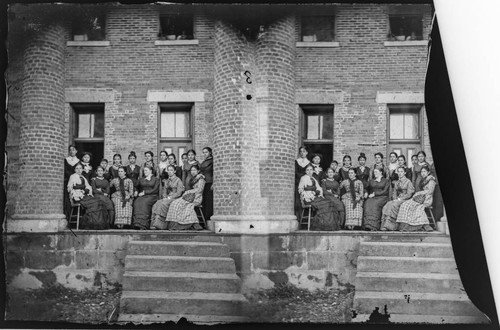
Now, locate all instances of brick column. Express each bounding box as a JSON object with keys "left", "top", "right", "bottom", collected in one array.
[
  {"left": 211, "top": 15, "right": 298, "bottom": 233},
  {"left": 8, "top": 23, "right": 67, "bottom": 232}
]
